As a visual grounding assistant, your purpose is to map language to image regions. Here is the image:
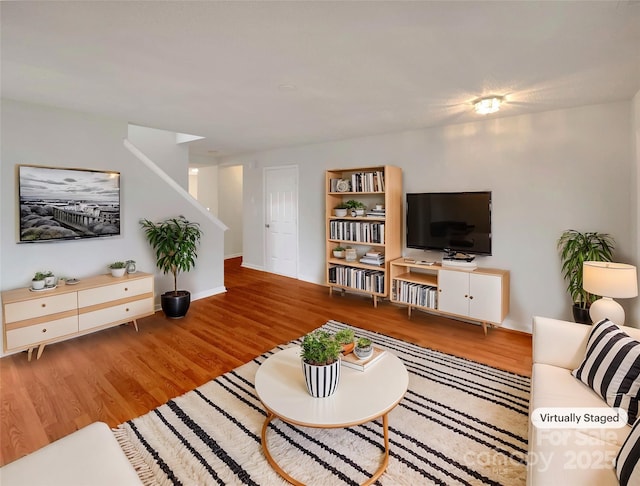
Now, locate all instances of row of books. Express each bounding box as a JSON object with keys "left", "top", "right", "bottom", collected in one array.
[
  {"left": 329, "top": 221, "right": 385, "bottom": 244},
  {"left": 328, "top": 265, "right": 385, "bottom": 293},
  {"left": 393, "top": 281, "right": 438, "bottom": 309},
  {"left": 350, "top": 171, "right": 385, "bottom": 193}
]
